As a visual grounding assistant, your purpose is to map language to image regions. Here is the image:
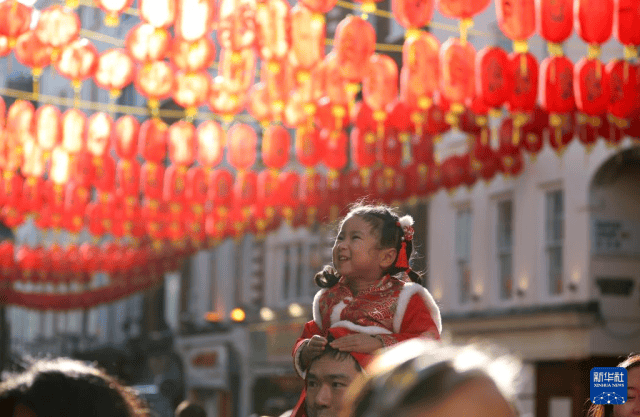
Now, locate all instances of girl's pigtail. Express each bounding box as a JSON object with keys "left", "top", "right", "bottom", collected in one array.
[
  {"left": 314, "top": 265, "right": 341, "bottom": 288},
  {"left": 407, "top": 269, "right": 423, "bottom": 285}
]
